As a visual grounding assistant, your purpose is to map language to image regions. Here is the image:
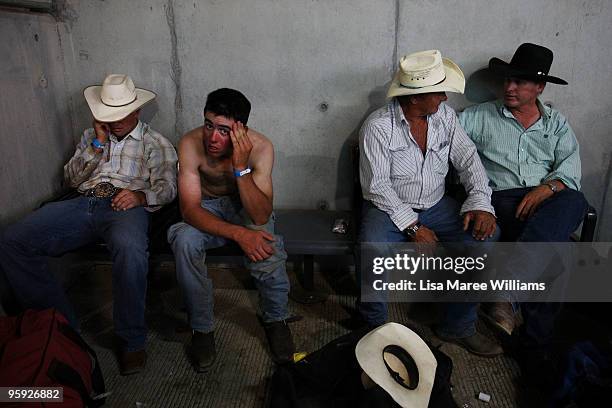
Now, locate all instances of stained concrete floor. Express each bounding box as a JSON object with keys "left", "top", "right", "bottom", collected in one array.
[{"left": 64, "top": 259, "right": 549, "bottom": 408}]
